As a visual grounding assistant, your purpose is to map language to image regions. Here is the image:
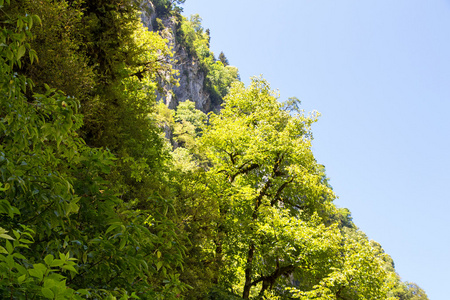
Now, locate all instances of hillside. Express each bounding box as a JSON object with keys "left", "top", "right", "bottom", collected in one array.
[{"left": 0, "top": 0, "right": 428, "bottom": 299}]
